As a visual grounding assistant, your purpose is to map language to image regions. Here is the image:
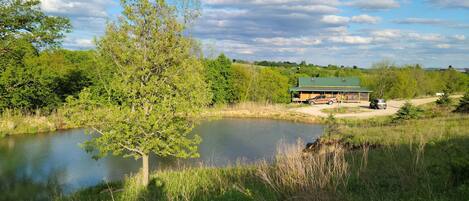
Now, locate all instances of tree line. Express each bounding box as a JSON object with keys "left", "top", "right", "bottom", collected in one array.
[{"left": 205, "top": 57, "right": 468, "bottom": 105}]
